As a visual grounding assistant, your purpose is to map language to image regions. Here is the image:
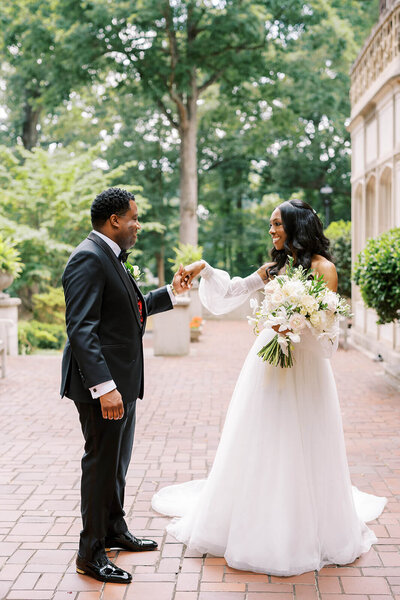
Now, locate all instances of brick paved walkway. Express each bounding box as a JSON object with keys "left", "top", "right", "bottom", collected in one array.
[{"left": 0, "top": 320, "right": 399, "bottom": 600}]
